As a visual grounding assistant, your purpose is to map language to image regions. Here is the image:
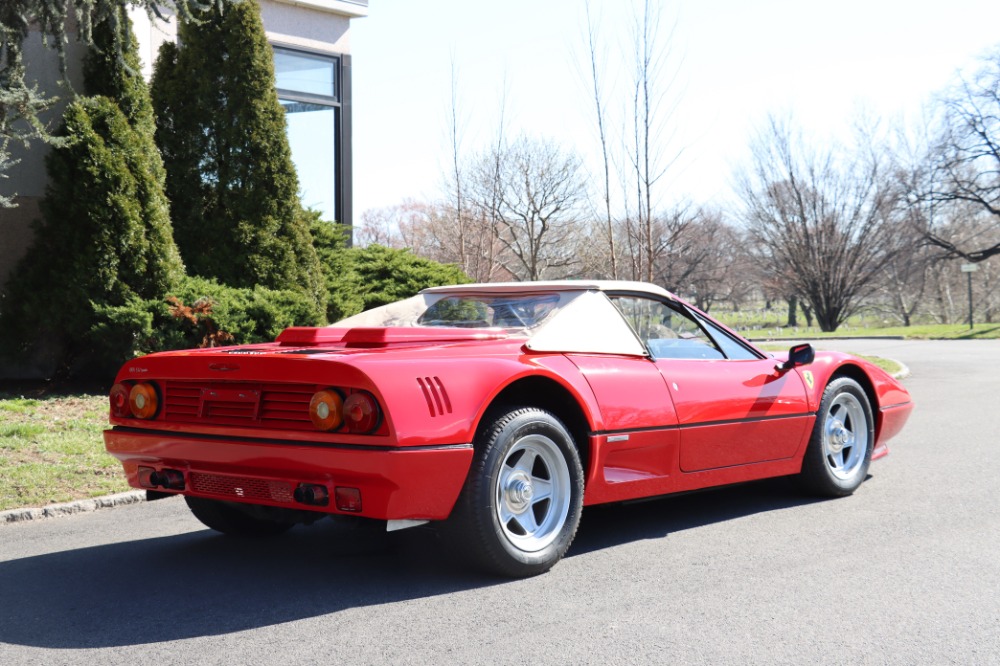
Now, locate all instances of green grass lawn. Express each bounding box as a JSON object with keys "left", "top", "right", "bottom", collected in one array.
[
  {"left": 713, "top": 308, "right": 1000, "bottom": 340},
  {"left": 735, "top": 322, "right": 1000, "bottom": 341},
  {"left": 0, "top": 392, "right": 129, "bottom": 512},
  {"left": 820, "top": 323, "right": 1000, "bottom": 340}
]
